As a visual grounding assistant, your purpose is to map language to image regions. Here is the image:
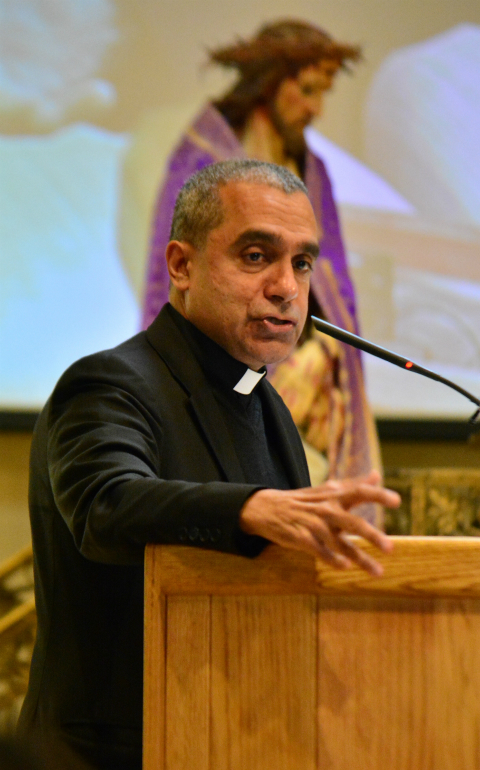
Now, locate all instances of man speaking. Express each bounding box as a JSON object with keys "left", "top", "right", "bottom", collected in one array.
[{"left": 18, "top": 160, "right": 400, "bottom": 770}]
